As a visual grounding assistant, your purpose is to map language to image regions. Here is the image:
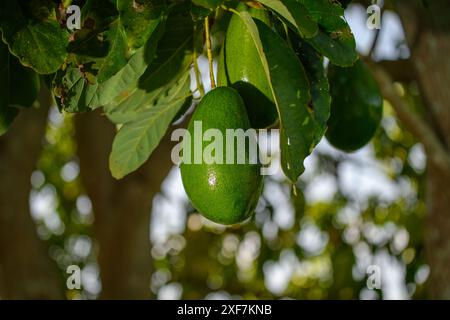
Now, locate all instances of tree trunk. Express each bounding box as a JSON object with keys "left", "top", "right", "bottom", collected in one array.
[
  {"left": 74, "top": 111, "right": 176, "bottom": 299},
  {"left": 0, "top": 88, "right": 64, "bottom": 299},
  {"left": 395, "top": 0, "right": 450, "bottom": 299}
]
